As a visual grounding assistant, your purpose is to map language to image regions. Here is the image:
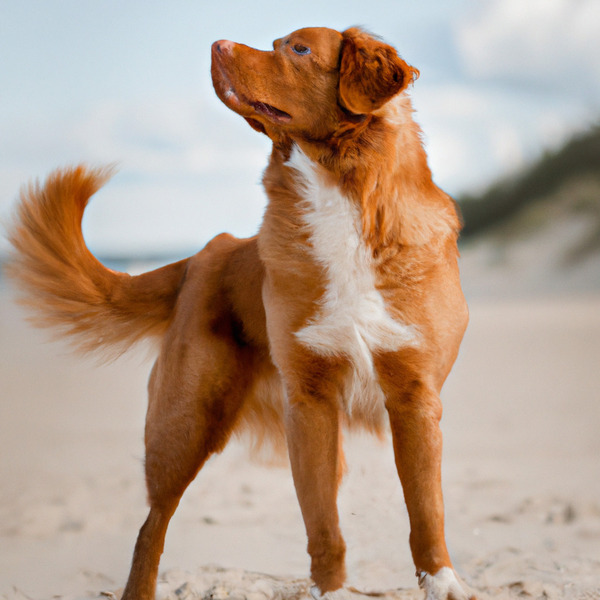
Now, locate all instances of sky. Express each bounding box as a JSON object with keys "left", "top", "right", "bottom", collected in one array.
[{"left": 1, "top": 0, "right": 599, "bottom": 257}]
